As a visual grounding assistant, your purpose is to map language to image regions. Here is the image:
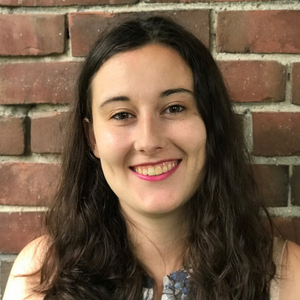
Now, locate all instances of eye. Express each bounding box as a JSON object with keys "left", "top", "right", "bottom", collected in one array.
[
  {"left": 111, "top": 112, "right": 134, "bottom": 120},
  {"left": 164, "top": 105, "right": 185, "bottom": 114}
]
